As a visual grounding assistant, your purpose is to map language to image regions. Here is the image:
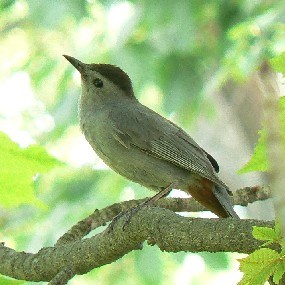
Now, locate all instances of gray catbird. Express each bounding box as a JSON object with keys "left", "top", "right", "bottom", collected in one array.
[{"left": 64, "top": 55, "right": 239, "bottom": 218}]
